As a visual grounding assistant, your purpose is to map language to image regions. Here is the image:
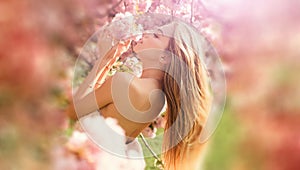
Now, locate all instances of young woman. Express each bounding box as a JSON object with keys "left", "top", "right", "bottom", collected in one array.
[{"left": 68, "top": 21, "right": 212, "bottom": 170}]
